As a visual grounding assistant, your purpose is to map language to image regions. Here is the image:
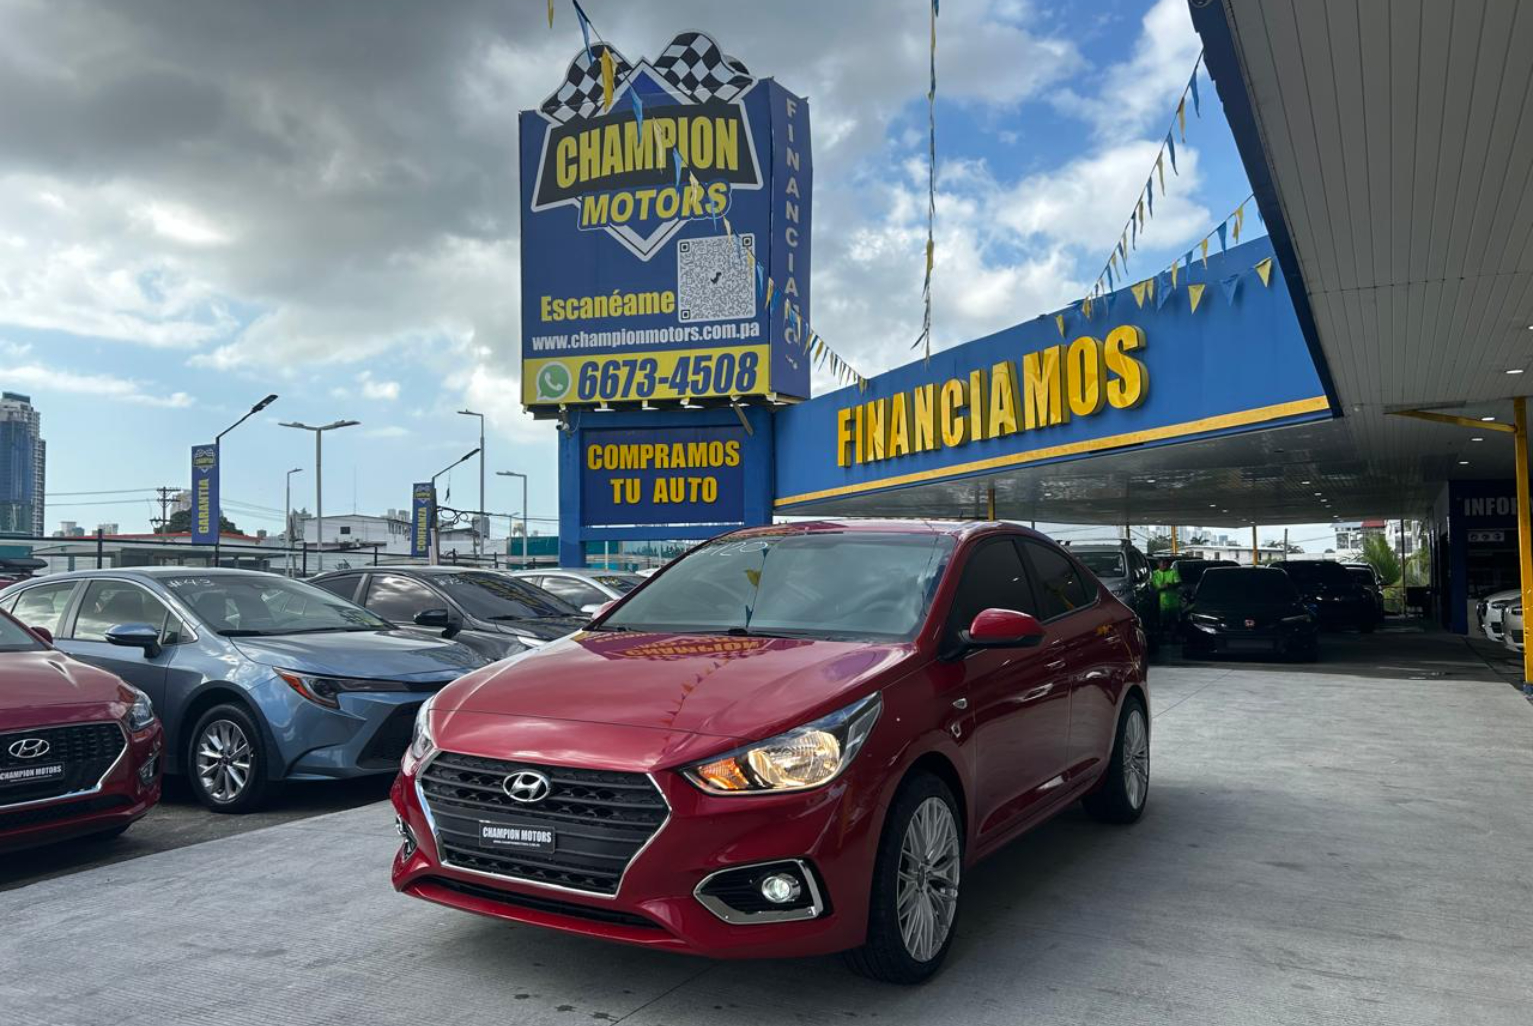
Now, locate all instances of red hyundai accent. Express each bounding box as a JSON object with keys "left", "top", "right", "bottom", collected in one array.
[
  {"left": 392, "top": 520, "right": 1149, "bottom": 982},
  {"left": 0, "top": 608, "right": 164, "bottom": 853}
]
